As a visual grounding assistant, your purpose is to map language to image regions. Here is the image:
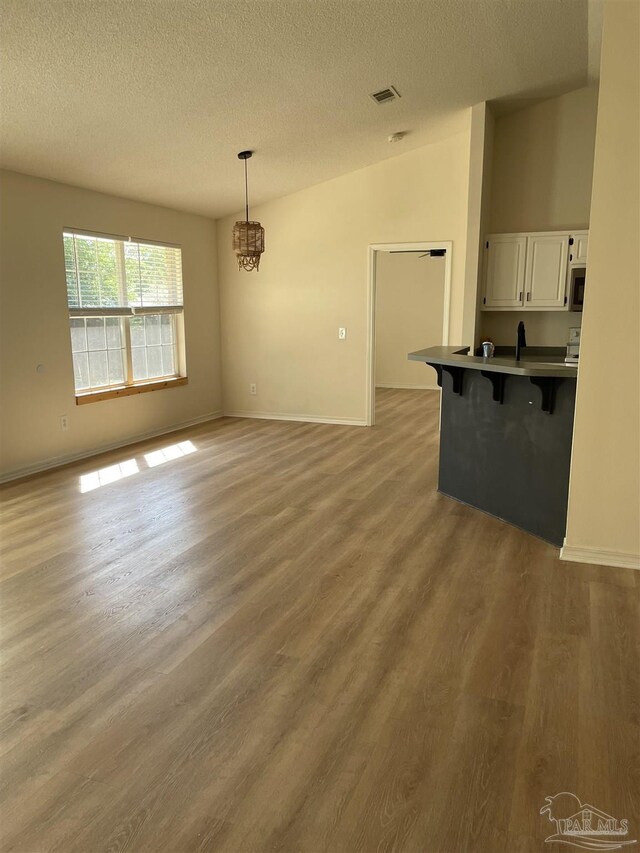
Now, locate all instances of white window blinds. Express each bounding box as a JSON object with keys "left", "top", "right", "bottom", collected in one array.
[{"left": 63, "top": 231, "right": 183, "bottom": 316}]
